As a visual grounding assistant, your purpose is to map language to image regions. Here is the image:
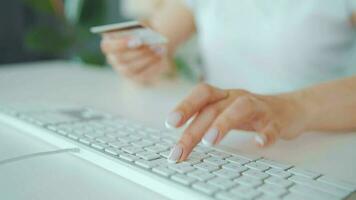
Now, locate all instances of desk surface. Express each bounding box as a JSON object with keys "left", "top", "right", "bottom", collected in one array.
[{"left": 0, "top": 61, "right": 355, "bottom": 200}]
